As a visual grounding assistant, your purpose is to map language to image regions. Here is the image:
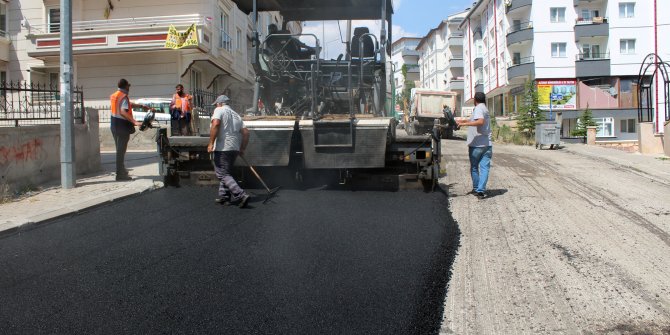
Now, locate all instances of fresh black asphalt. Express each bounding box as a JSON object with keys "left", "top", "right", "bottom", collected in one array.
[{"left": 0, "top": 186, "right": 460, "bottom": 334}]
